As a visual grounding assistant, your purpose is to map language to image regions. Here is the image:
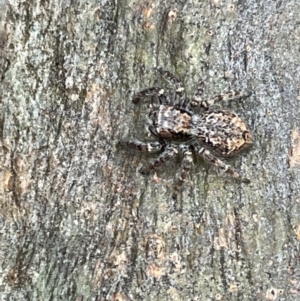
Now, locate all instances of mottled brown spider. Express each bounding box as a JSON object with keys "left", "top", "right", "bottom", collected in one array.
[{"left": 121, "top": 68, "right": 253, "bottom": 192}]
